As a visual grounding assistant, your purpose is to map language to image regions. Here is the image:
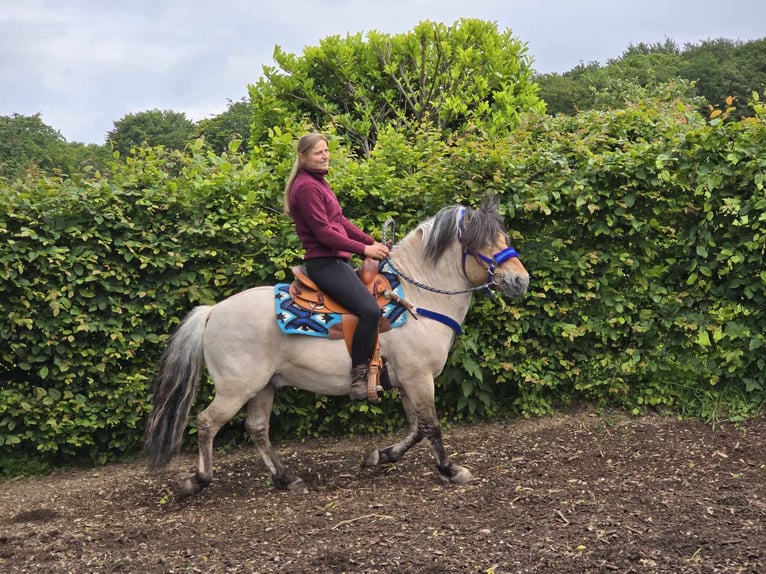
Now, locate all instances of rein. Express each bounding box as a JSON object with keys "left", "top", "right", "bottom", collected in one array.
[
  {"left": 382, "top": 256, "right": 490, "bottom": 296},
  {"left": 380, "top": 209, "right": 520, "bottom": 335},
  {"left": 383, "top": 208, "right": 520, "bottom": 296}
]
